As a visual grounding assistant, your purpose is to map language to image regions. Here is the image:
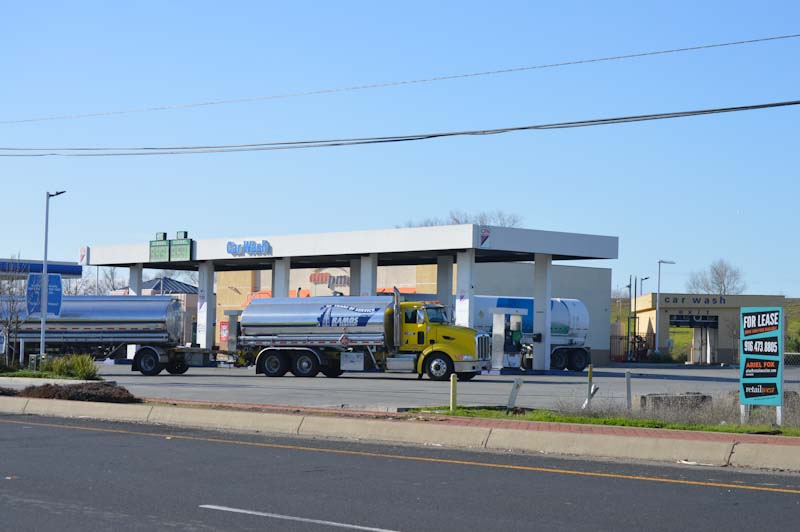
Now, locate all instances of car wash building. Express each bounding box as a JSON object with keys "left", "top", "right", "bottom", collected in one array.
[
  {"left": 85, "top": 224, "right": 618, "bottom": 367},
  {"left": 632, "top": 292, "right": 786, "bottom": 364}
]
